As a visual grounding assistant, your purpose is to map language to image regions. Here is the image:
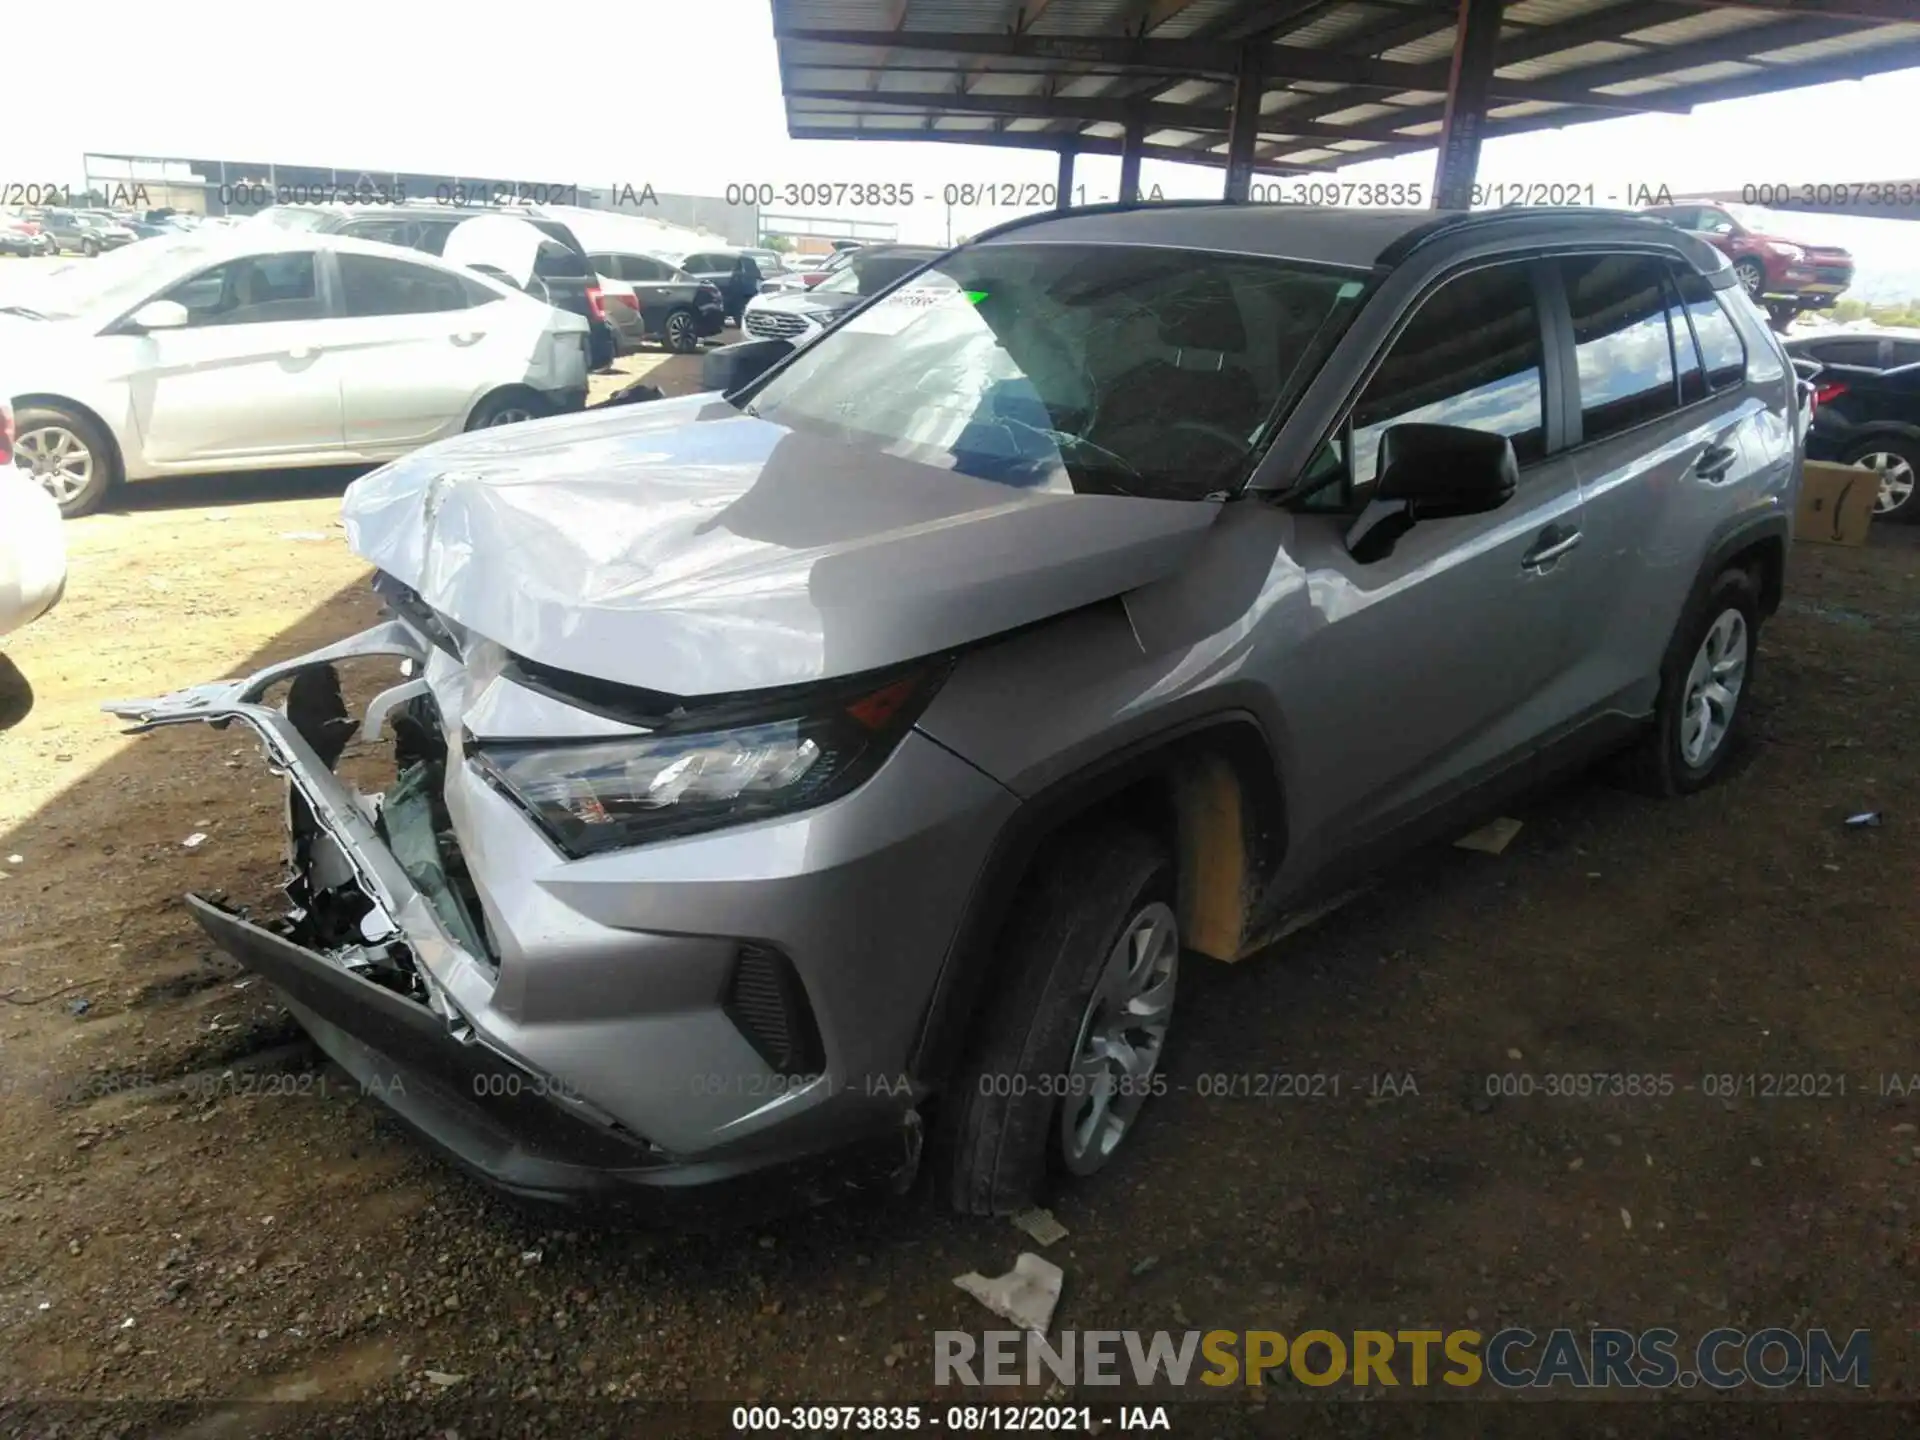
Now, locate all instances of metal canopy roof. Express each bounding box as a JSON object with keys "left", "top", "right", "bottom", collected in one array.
[{"left": 773, "top": 0, "right": 1920, "bottom": 181}]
